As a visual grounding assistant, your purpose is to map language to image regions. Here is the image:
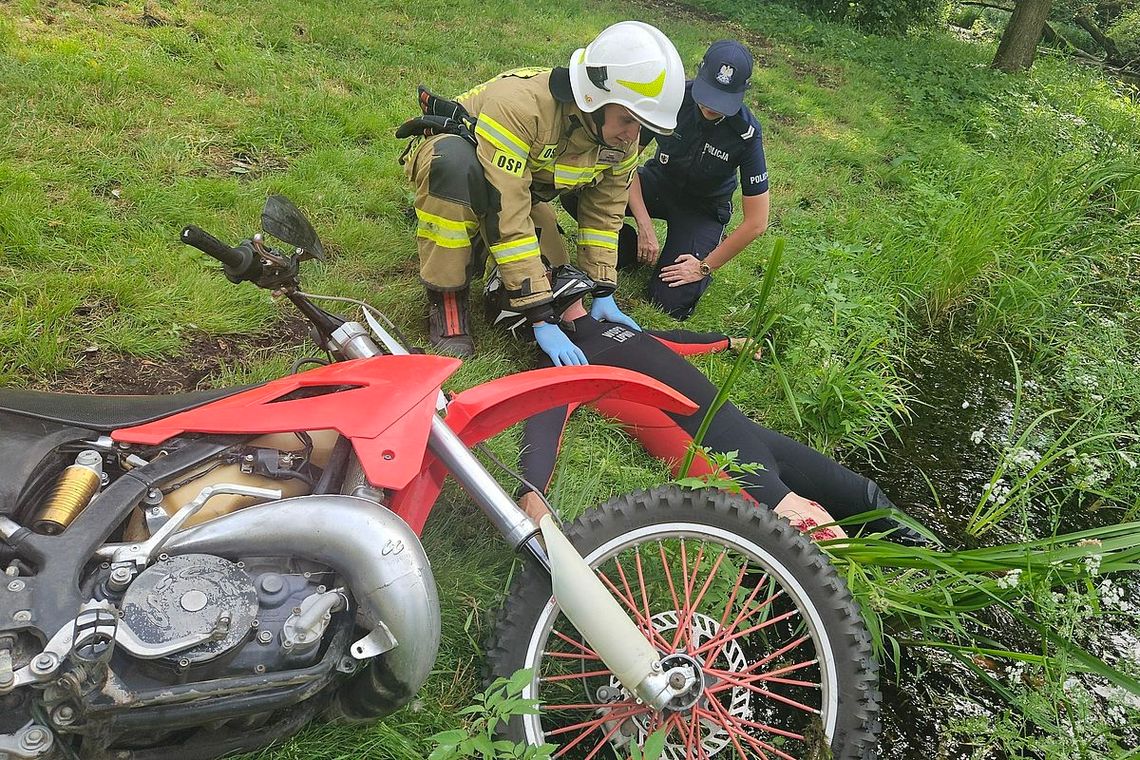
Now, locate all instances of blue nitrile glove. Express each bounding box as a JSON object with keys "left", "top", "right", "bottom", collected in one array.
[
  {"left": 533, "top": 322, "right": 588, "bottom": 367},
  {"left": 589, "top": 295, "right": 641, "bottom": 331}
]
